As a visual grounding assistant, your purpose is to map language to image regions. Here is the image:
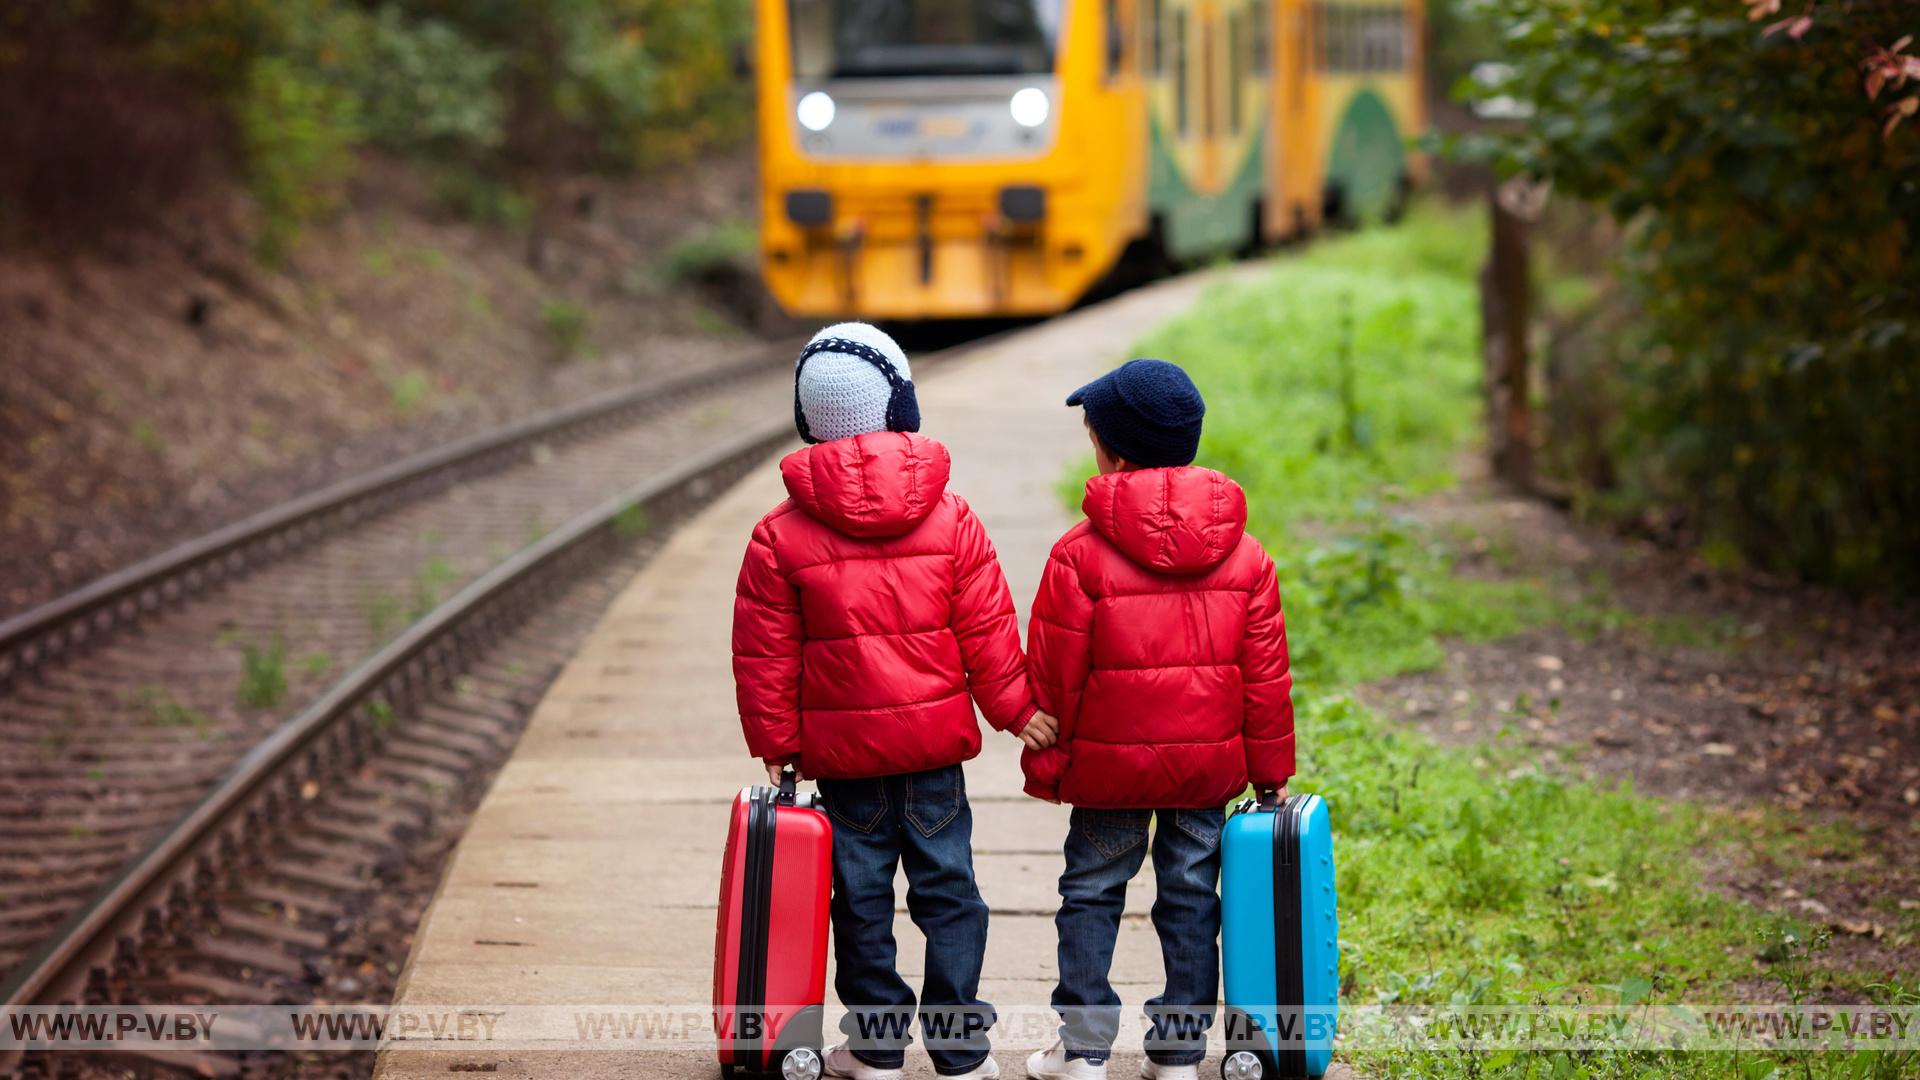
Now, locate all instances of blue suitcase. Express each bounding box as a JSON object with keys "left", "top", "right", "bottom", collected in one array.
[{"left": 1220, "top": 793, "right": 1338, "bottom": 1080}]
